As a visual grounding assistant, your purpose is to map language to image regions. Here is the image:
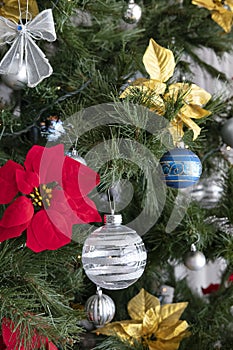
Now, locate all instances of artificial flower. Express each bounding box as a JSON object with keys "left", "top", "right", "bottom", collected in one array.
[
  {"left": 120, "top": 38, "right": 211, "bottom": 143},
  {"left": 0, "top": 144, "right": 101, "bottom": 252},
  {"left": 192, "top": 0, "right": 233, "bottom": 33},
  {"left": 165, "top": 83, "right": 211, "bottom": 141},
  {"left": 0, "top": 0, "right": 39, "bottom": 22},
  {"left": 0, "top": 318, "right": 58, "bottom": 350},
  {"left": 96, "top": 288, "right": 190, "bottom": 350},
  {"left": 120, "top": 38, "right": 174, "bottom": 106}
]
